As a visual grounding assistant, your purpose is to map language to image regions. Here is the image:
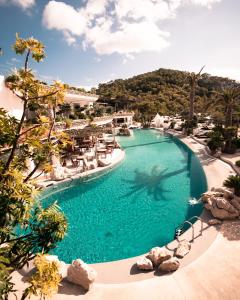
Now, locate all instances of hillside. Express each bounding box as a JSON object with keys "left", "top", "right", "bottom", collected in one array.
[{"left": 96, "top": 68, "right": 238, "bottom": 120}]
